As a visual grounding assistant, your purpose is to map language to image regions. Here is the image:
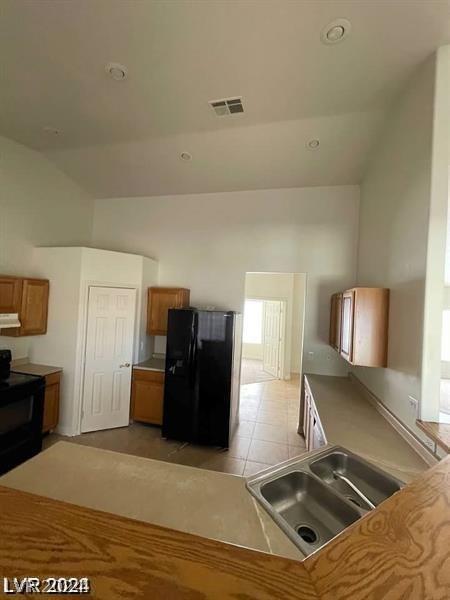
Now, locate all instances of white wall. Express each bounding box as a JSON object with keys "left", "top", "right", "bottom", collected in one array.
[
  {"left": 0, "top": 135, "right": 93, "bottom": 359},
  {"left": 243, "top": 272, "right": 306, "bottom": 377},
  {"left": 354, "top": 50, "right": 448, "bottom": 438},
  {"left": 31, "top": 247, "right": 158, "bottom": 435},
  {"left": 93, "top": 185, "right": 359, "bottom": 376}
]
